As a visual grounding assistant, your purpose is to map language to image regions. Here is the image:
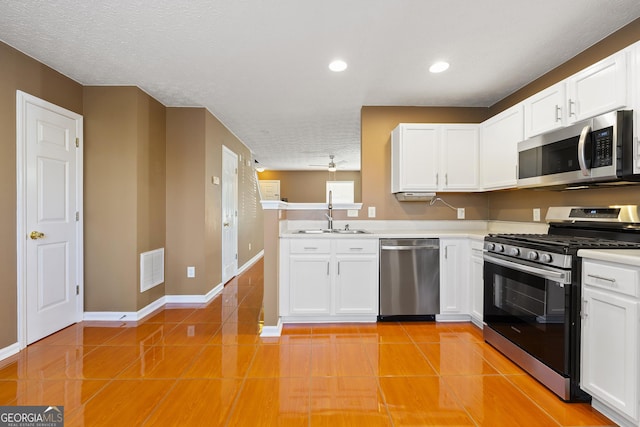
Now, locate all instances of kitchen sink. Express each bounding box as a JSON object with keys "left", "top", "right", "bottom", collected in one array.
[{"left": 296, "top": 229, "right": 368, "bottom": 234}]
